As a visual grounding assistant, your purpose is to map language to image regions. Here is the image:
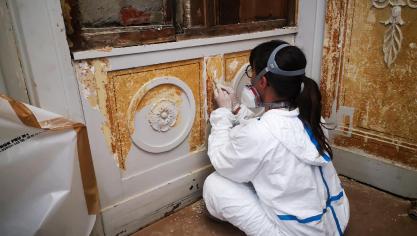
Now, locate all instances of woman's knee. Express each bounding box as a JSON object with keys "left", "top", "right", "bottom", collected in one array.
[{"left": 203, "top": 172, "right": 224, "bottom": 199}]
